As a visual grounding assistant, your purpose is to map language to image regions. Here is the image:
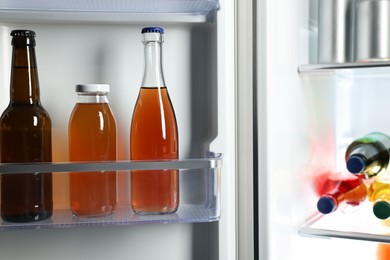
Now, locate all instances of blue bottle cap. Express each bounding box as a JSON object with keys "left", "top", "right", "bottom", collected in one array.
[
  {"left": 317, "top": 196, "right": 337, "bottom": 214},
  {"left": 373, "top": 201, "right": 390, "bottom": 220},
  {"left": 141, "top": 27, "right": 164, "bottom": 34},
  {"left": 346, "top": 155, "right": 365, "bottom": 174}
]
